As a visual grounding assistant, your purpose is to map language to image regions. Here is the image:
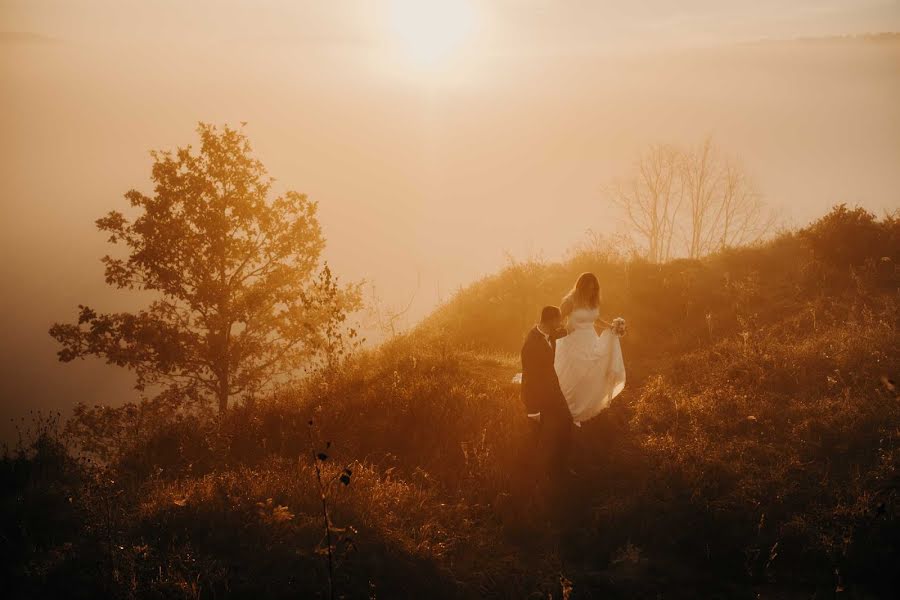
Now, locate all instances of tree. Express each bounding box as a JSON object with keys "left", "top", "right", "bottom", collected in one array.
[
  {"left": 607, "top": 144, "right": 683, "bottom": 263},
  {"left": 50, "top": 122, "right": 361, "bottom": 414},
  {"left": 607, "top": 137, "right": 775, "bottom": 262},
  {"left": 711, "top": 158, "right": 774, "bottom": 250},
  {"left": 682, "top": 137, "right": 720, "bottom": 259},
  {"left": 682, "top": 137, "right": 774, "bottom": 258}
]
